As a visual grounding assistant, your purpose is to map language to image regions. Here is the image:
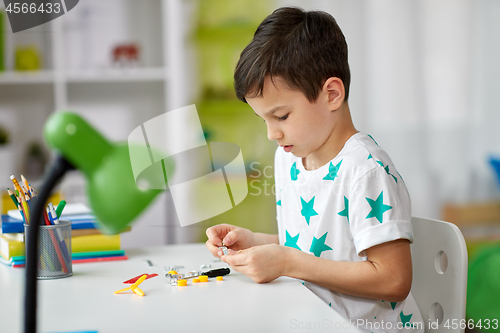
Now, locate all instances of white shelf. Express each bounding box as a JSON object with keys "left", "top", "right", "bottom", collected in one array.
[
  {"left": 66, "top": 67, "right": 168, "bottom": 83},
  {"left": 0, "top": 70, "right": 55, "bottom": 84},
  {"left": 0, "top": 68, "right": 169, "bottom": 84}
]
